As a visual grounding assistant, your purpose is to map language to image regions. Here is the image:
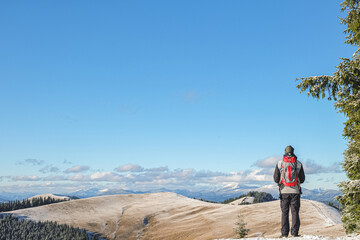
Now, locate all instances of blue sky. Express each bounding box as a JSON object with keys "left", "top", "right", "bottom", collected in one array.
[{"left": 0, "top": 0, "right": 354, "bottom": 194}]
